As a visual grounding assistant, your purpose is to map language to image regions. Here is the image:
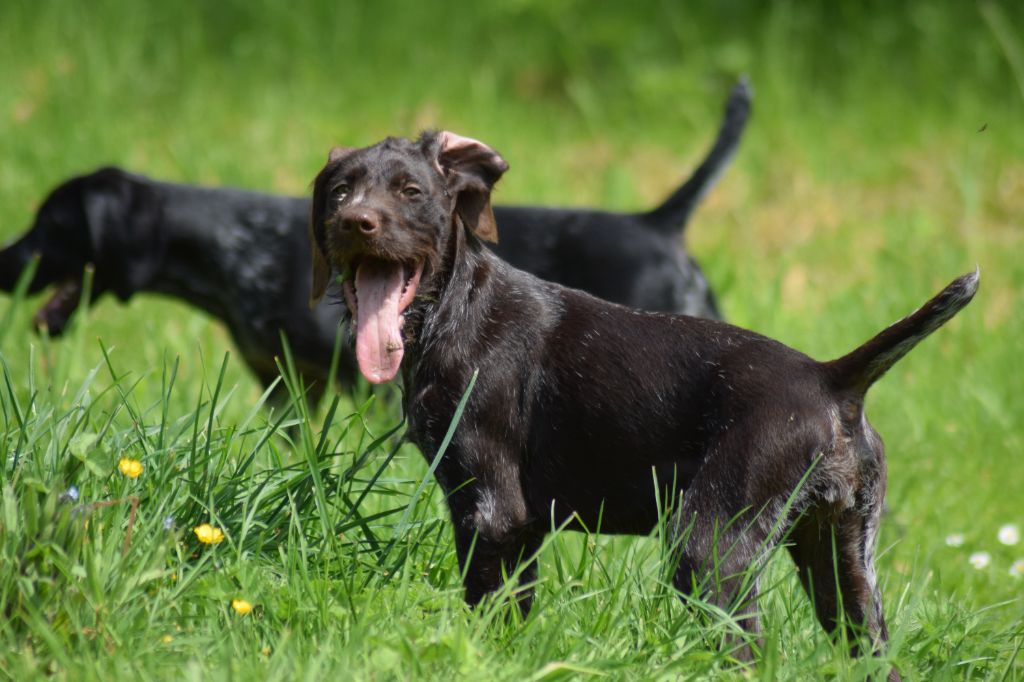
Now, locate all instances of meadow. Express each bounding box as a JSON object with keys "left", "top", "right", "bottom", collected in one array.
[{"left": 1, "top": 1, "right": 1022, "bottom": 679}]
